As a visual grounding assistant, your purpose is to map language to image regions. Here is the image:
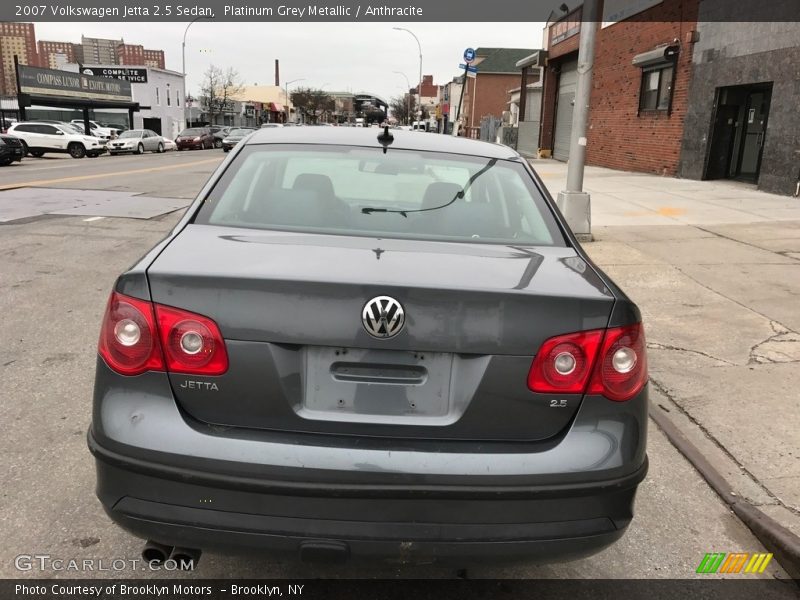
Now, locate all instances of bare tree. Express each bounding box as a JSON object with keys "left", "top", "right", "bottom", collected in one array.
[
  {"left": 290, "top": 87, "right": 334, "bottom": 124},
  {"left": 200, "top": 65, "right": 246, "bottom": 125}
]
